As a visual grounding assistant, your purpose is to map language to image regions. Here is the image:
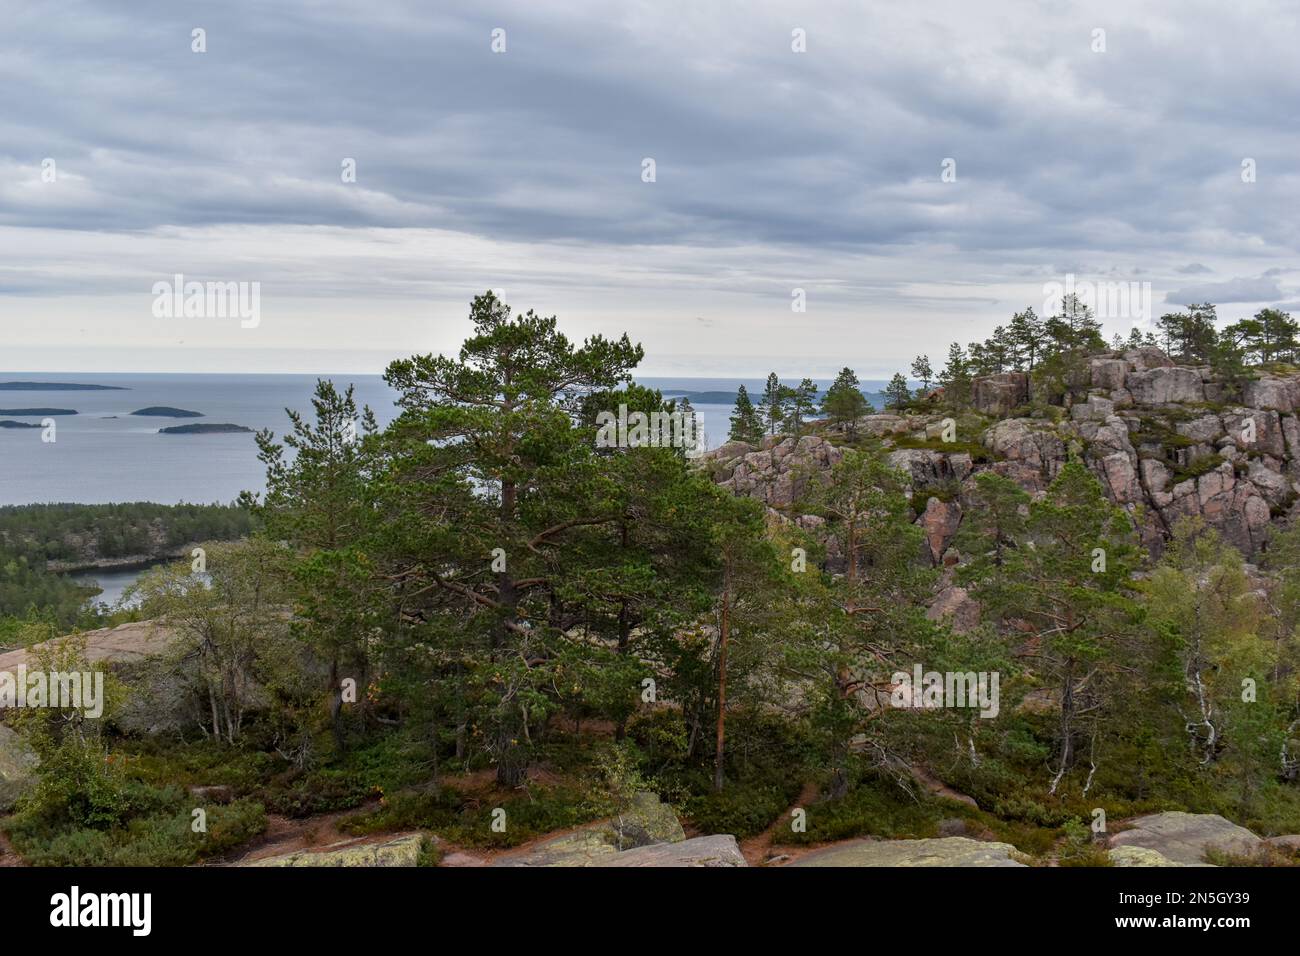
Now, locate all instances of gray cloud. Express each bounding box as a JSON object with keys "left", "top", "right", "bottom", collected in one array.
[
  {"left": 3, "top": 0, "right": 1299, "bottom": 371},
  {"left": 1166, "top": 275, "right": 1285, "bottom": 306}
]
